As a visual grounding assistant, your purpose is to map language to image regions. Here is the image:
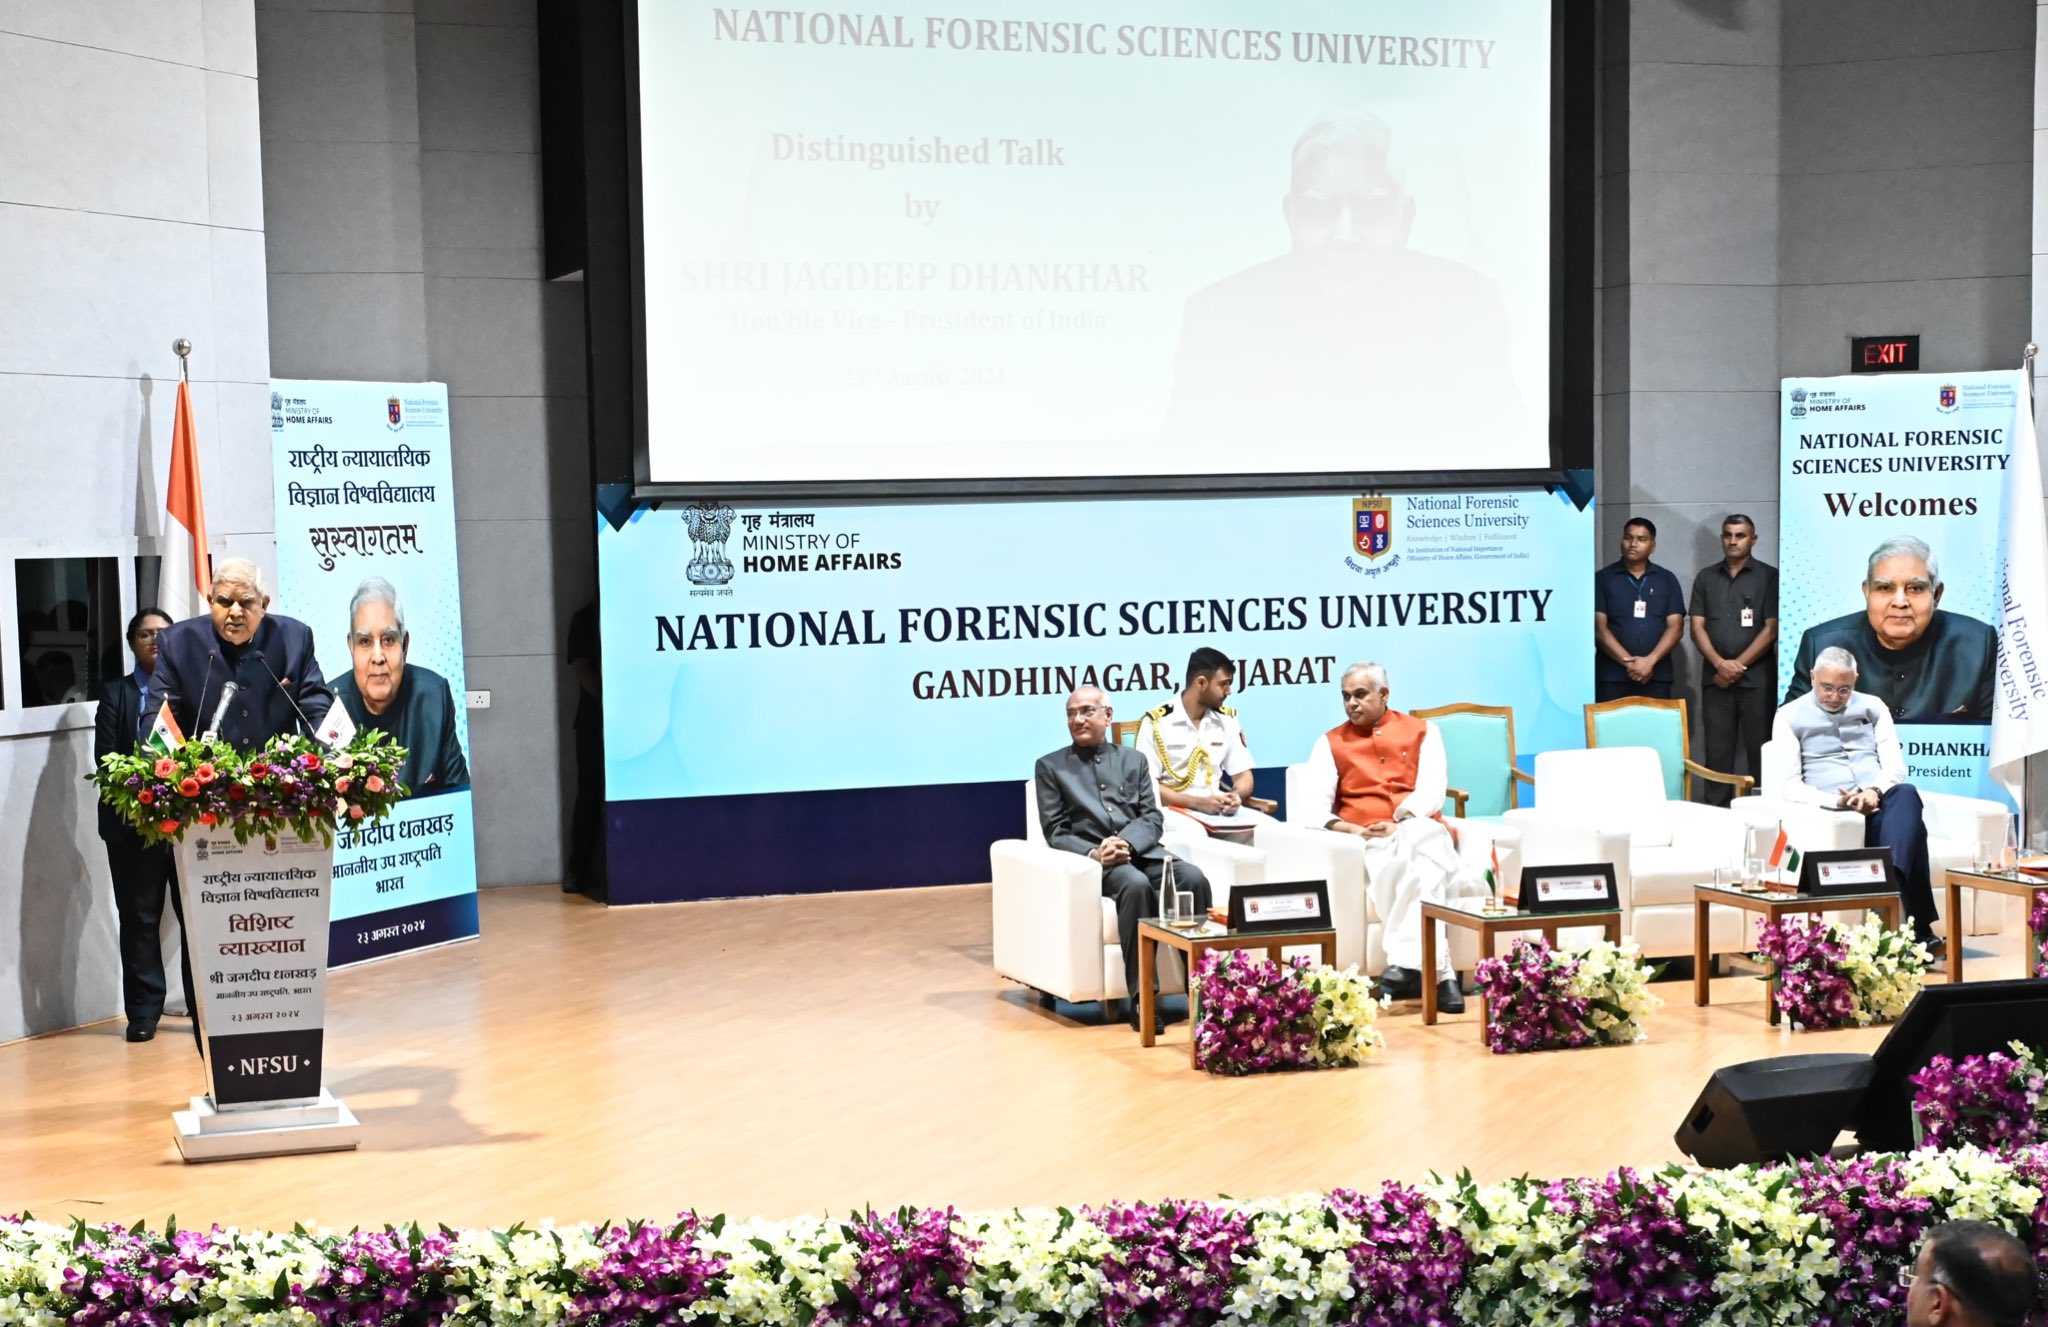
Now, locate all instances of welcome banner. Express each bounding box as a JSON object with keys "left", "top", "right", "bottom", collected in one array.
[
  {"left": 601, "top": 489, "right": 1593, "bottom": 802},
  {"left": 1777, "top": 369, "right": 2020, "bottom": 805},
  {"left": 271, "top": 380, "right": 480, "bottom": 962}
]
